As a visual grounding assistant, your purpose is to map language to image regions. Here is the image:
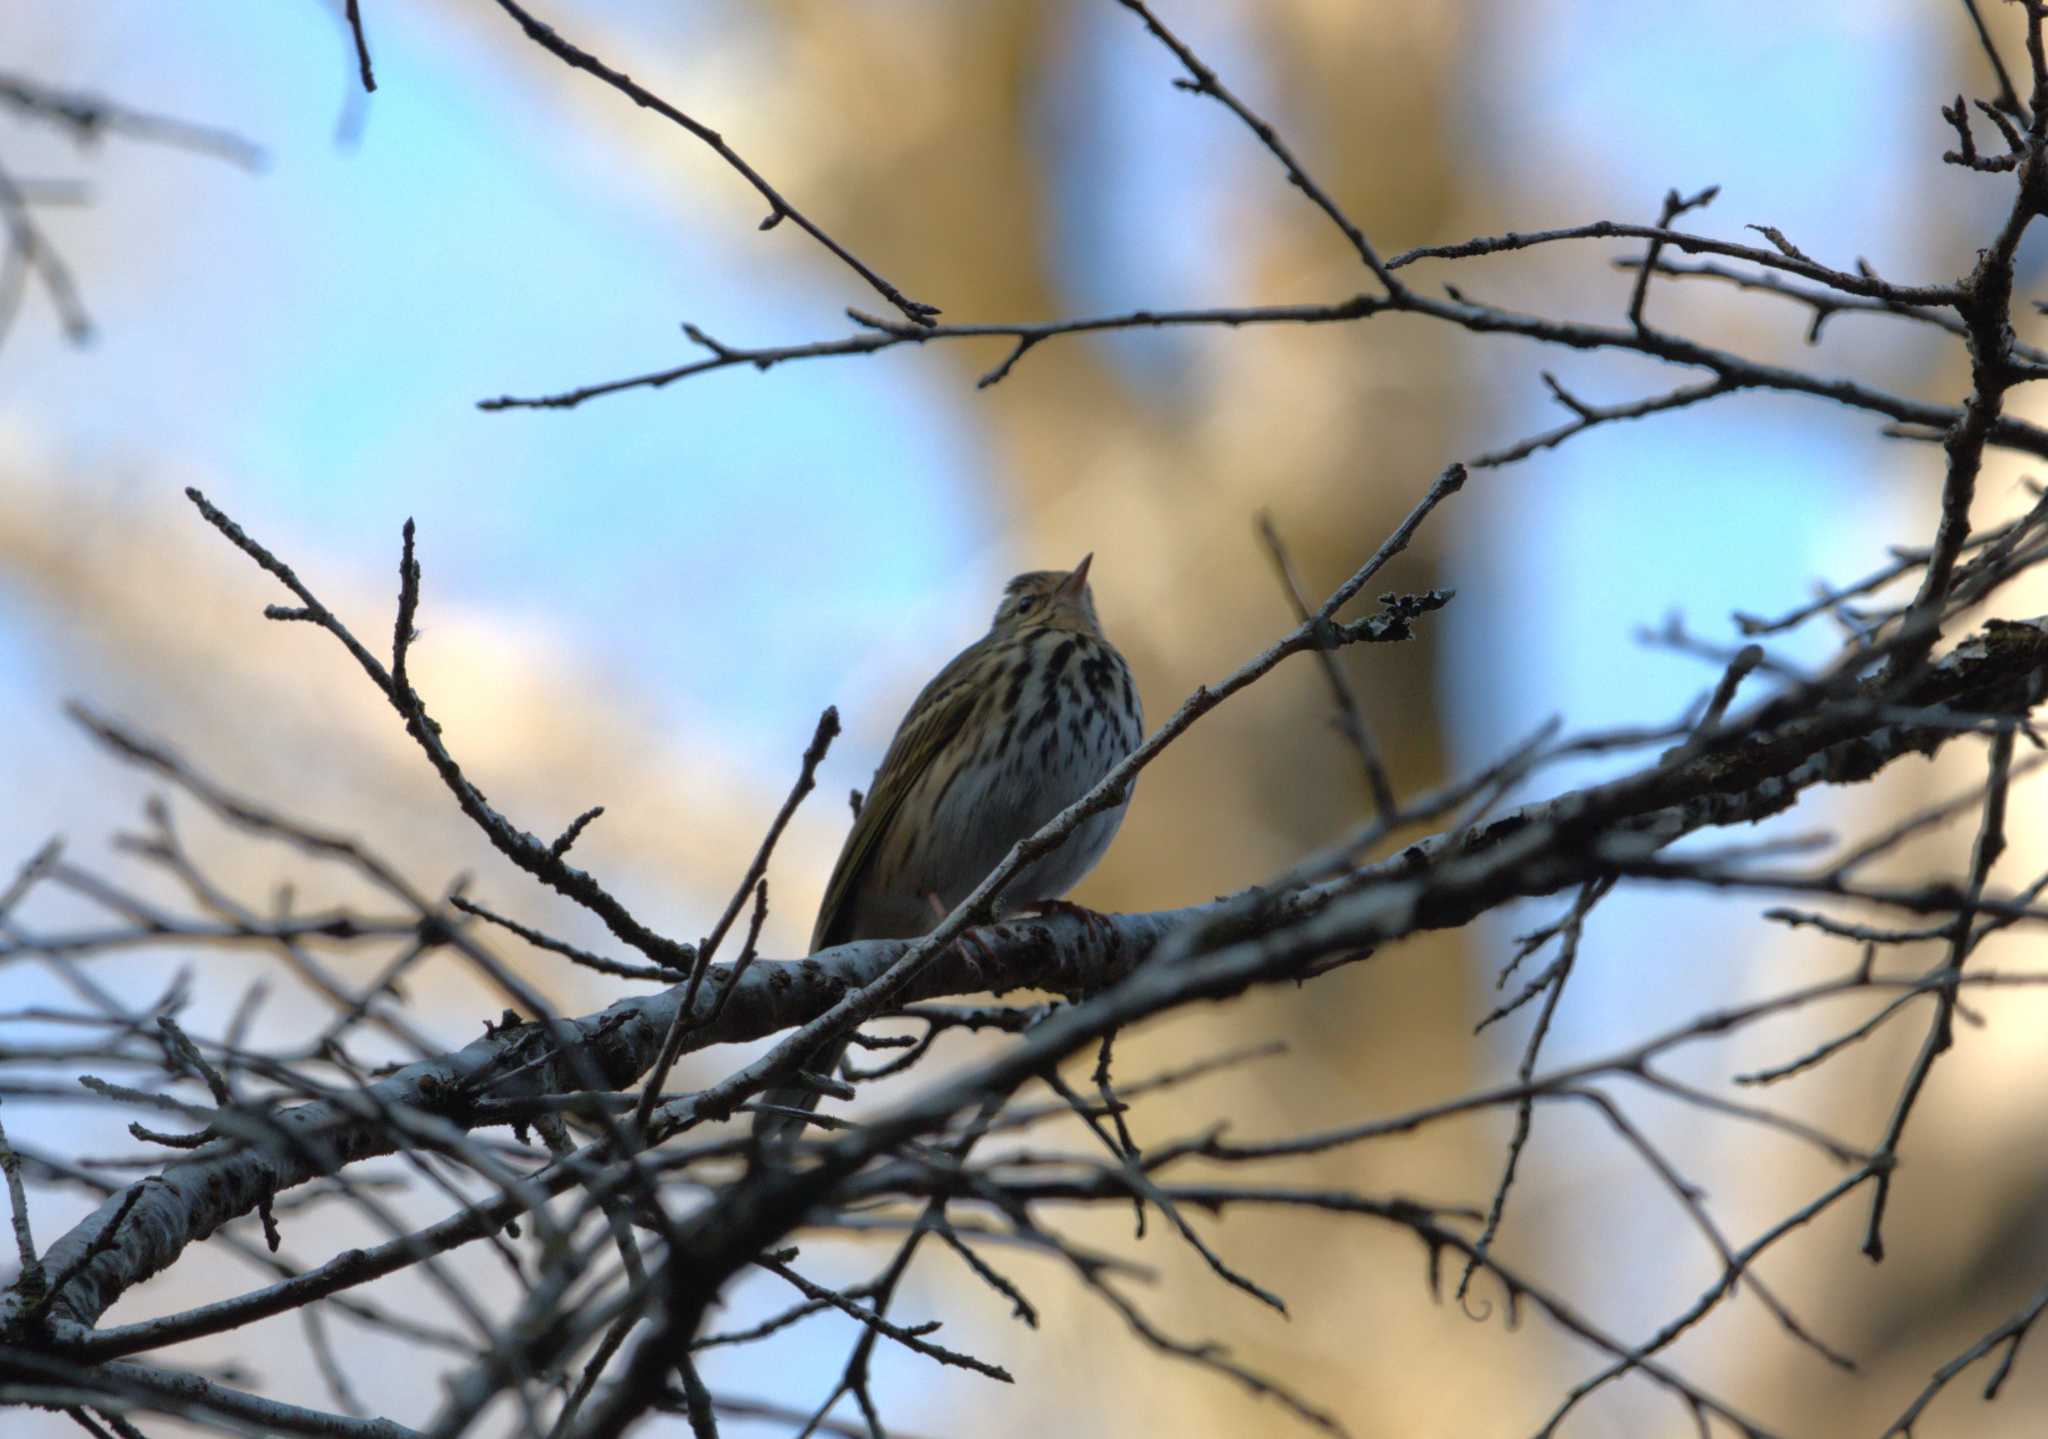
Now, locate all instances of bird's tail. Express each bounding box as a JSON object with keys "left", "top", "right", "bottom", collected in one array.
[{"left": 751, "top": 1035, "right": 850, "bottom": 1149}]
